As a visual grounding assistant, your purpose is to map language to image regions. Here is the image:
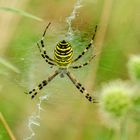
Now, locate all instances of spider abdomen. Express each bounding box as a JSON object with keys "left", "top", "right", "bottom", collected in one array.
[{"left": 54, "top": 40, "right": 73, "bottom": 66}]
